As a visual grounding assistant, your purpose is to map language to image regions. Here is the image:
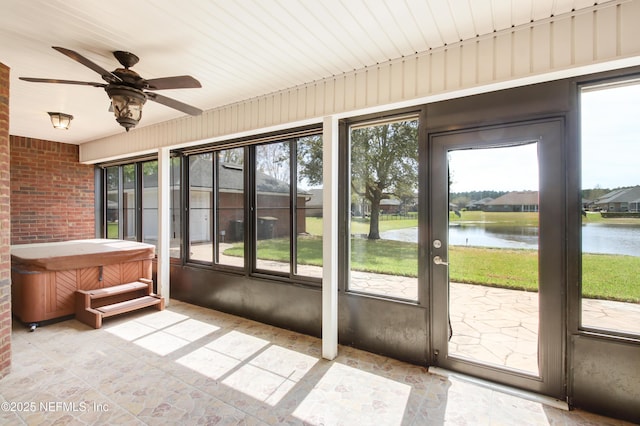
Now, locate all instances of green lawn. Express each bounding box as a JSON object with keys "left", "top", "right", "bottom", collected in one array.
[
  {"left": 582, "top": 211, "right": 640, "bottom": 225},
  {"left": 304, "top": 215, "right": 419, "bottom": 236},
  {"left": 107, "top": 222, "right": 119, "bottom": 238},
  {"left": 351, "top": 238, "right": 418, "bottom": 276},
  {"left": 308, "top": 211, "right": 537, "bottom": 236},
  {"left": 449, "top": 246, "right": 640, "bottom": 302},
  {"left": 224, "top": 235, "right": 640, "bottom": 303},
  {"left": 449, "top": 246, "right": 538, "bottom": 290},
  {"left": 582, "top": 252, "right": 640, "bottom": 301},
  {"left": 227, "top": 212, "right": 640, "bottom": 302}
]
